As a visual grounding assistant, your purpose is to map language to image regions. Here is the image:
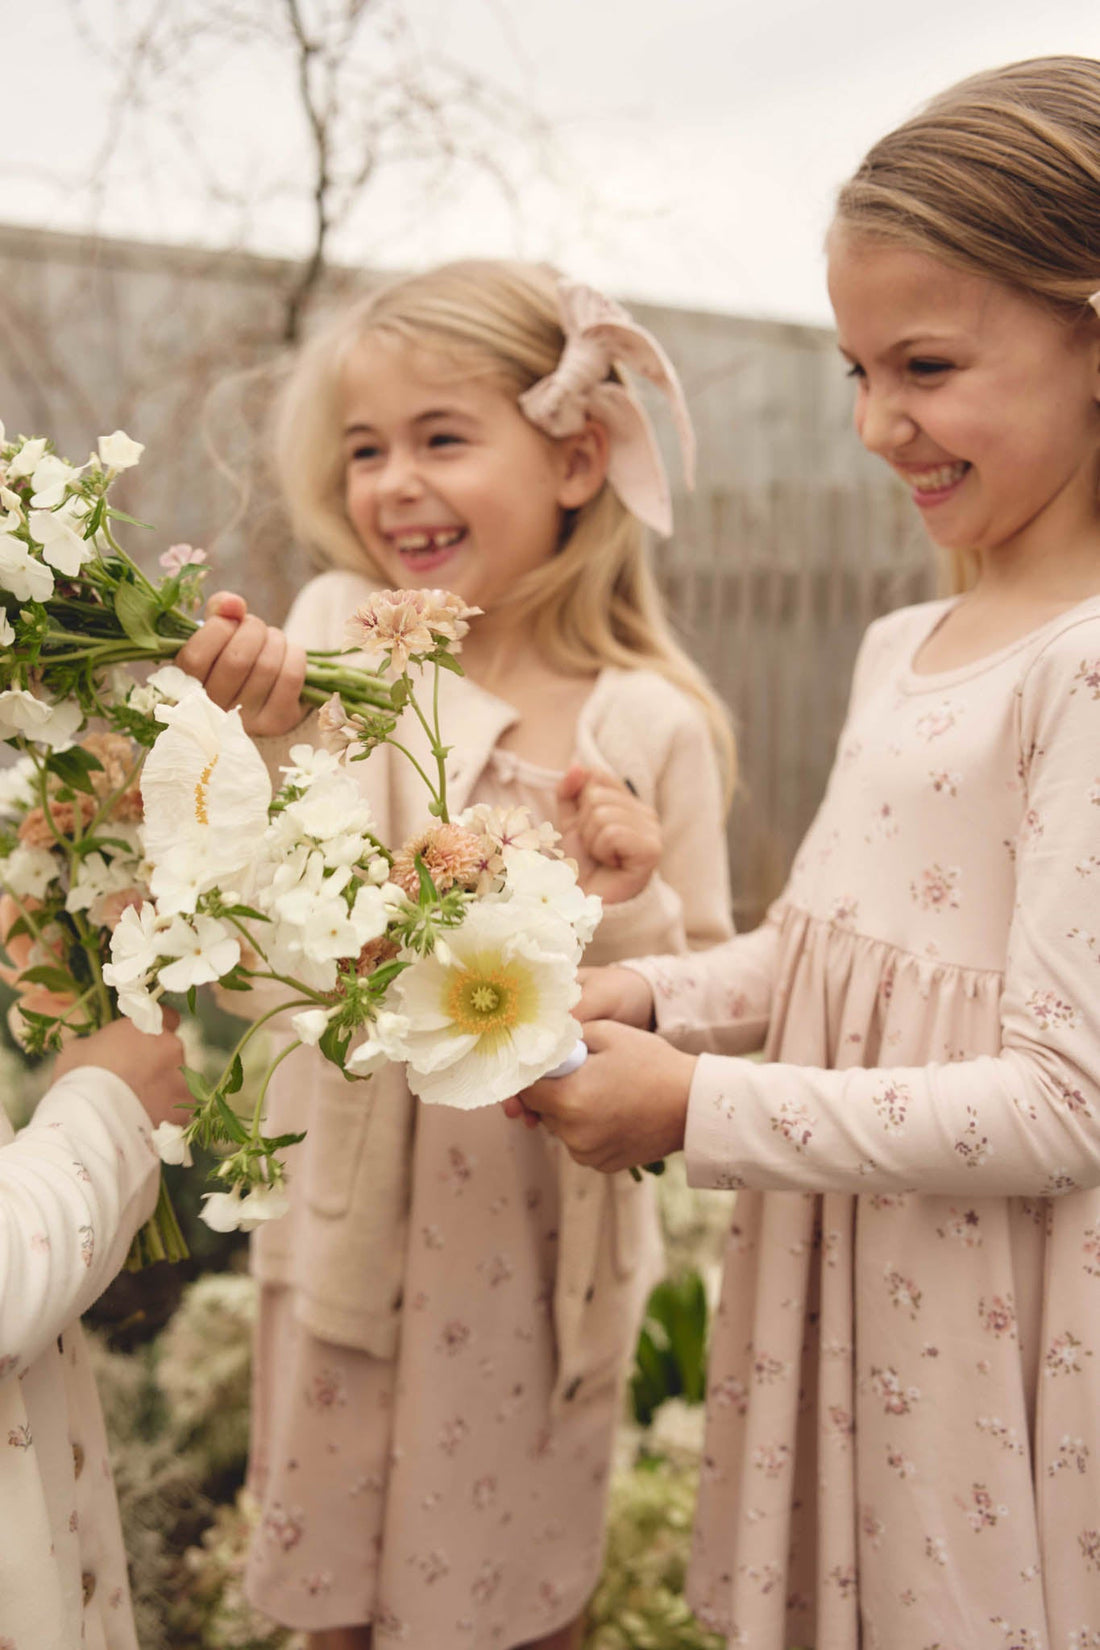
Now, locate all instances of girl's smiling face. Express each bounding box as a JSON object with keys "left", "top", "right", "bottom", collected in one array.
[
  {"left": 341, "top": 334, "right": 594, "bottom": 616},
  {"left": 827, "top": 227, "right": 1100, "bottom": 564}
]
